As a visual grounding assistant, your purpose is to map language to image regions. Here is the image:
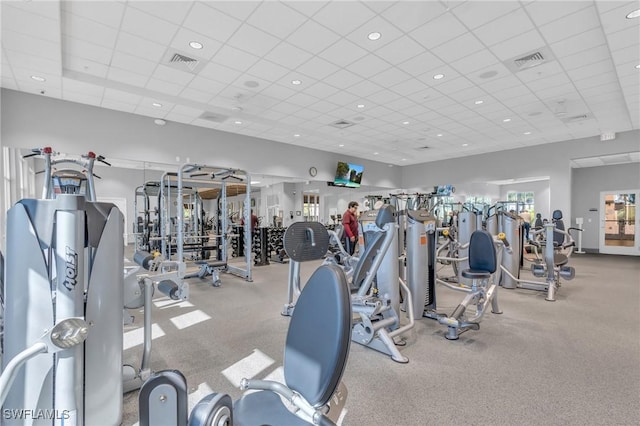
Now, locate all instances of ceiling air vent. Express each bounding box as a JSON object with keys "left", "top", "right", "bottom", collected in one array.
[
  {"left": 561, "top": 114, "right": 590, "bottom": 123},
  {"left": 163, "top": 49, "right": 205, "bottom": 74},
  {"left": 330, "top": 119, "right": 355, "bottom": 129},
  {"left": 504, "top": 47, "right": 555, "bottom": 73}
]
